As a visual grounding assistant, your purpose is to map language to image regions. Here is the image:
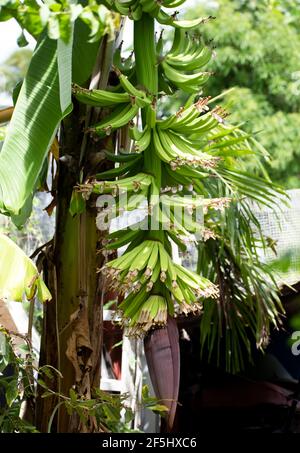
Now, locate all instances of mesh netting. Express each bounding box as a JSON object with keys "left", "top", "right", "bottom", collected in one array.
[{"left": 253, "top": 189, "right": 300, "bottom": 285}]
